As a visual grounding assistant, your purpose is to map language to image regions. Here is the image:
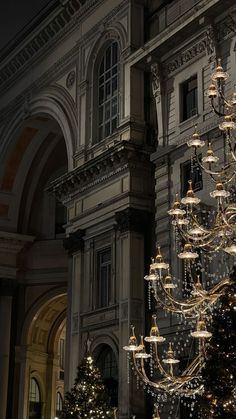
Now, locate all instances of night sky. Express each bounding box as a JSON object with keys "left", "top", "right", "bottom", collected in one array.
[{"left": 0, "top": 0, "right": 58, "bottom": 53}]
